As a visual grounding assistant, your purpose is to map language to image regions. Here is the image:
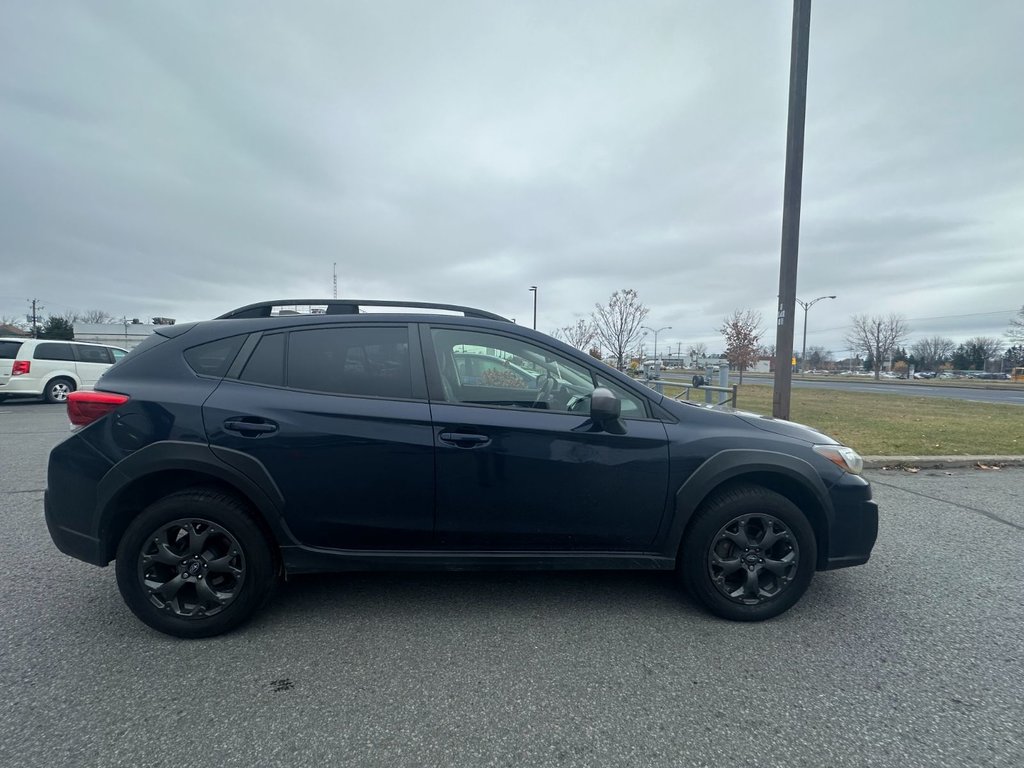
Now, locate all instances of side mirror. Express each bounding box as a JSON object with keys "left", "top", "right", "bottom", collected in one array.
[{"left": 590, "top": 387, "right": 621, "bottom": 423}]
